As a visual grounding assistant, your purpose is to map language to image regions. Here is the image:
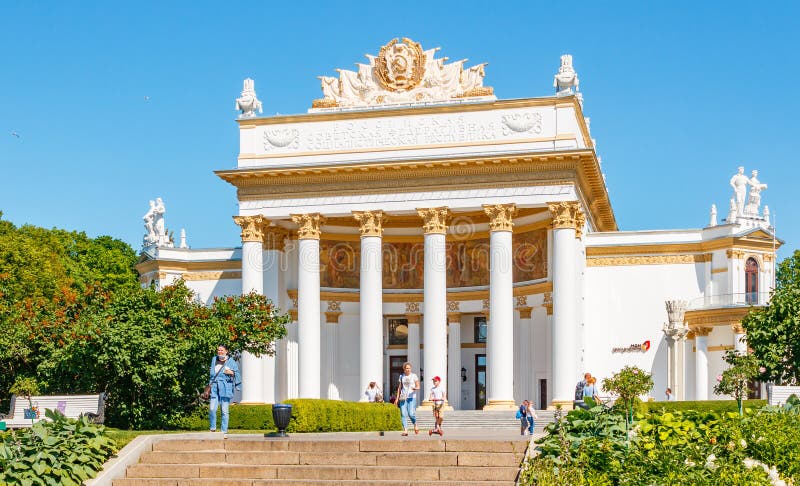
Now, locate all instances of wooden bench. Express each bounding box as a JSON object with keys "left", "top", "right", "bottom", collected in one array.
[
  {"left": 768, "top": 385, "right": 800, "bottom": 406},
  {"left": 0, "top": 394, "right": 106, "bottom": 429}
]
